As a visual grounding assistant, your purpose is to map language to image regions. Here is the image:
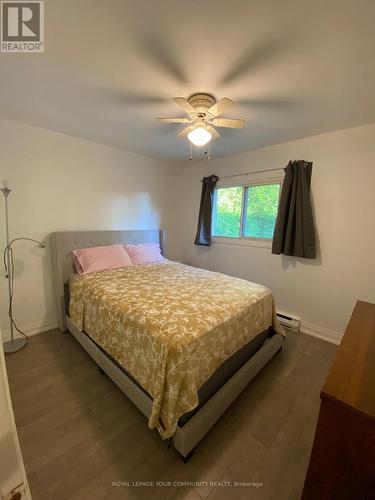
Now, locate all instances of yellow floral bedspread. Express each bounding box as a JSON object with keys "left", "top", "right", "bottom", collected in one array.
[{"left": 69, "top": 261, "right": 283, "bottom": 438}]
